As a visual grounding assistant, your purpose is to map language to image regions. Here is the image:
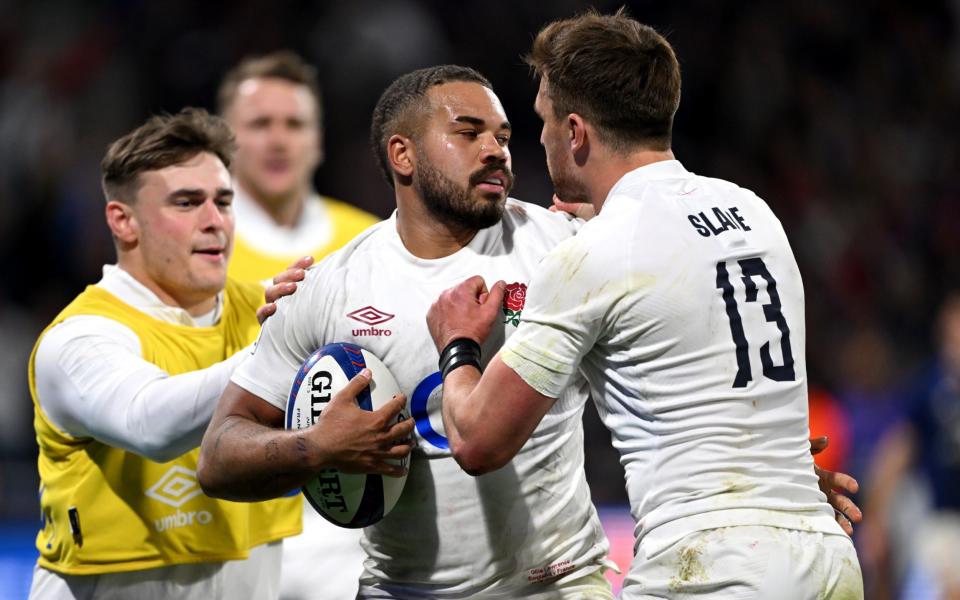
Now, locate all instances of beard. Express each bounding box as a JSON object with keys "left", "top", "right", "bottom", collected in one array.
[{"left": 414, "top": 156, "right": 514, "bottom": 231}]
